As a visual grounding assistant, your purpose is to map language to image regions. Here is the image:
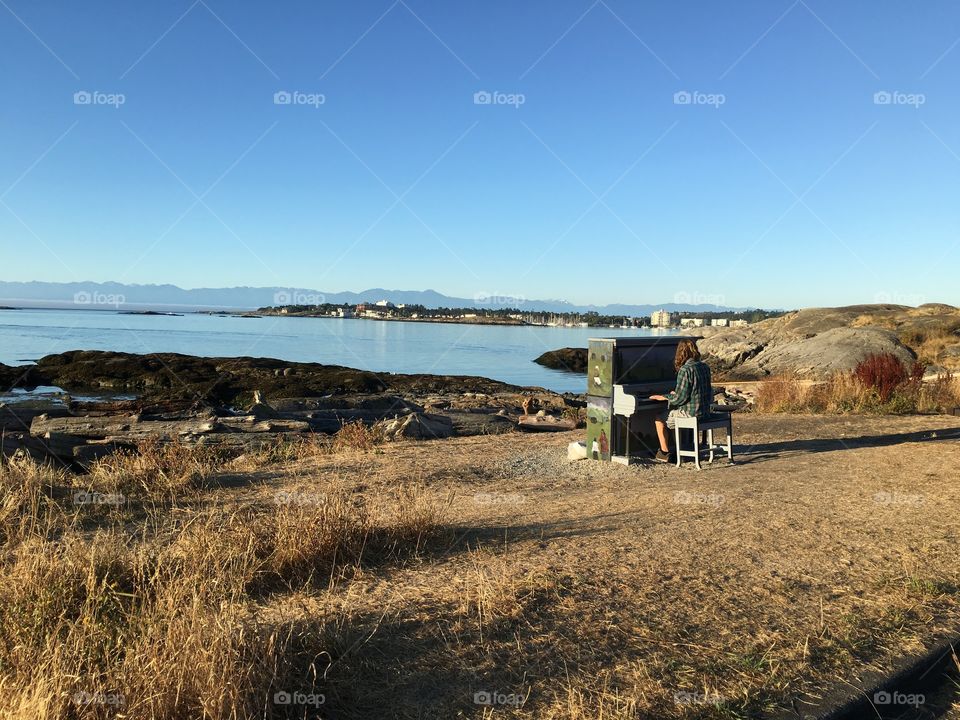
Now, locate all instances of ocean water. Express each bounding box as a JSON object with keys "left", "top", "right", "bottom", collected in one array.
[{"left": 0, "top": 309, "right": 677, "bottom": 394}]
